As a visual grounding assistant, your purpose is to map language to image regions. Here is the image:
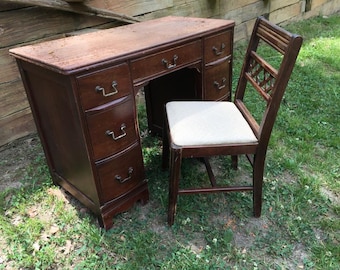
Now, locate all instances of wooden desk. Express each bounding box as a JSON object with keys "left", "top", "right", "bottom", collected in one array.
[{"left": 9, "top": 16, "right": 234, "bottom": 230}]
